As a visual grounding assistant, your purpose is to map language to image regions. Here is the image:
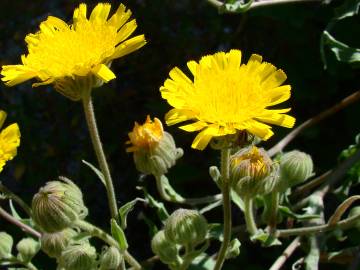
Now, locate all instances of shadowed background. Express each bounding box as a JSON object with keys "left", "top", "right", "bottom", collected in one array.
[{"left": 0, "top": 0, "right": 359, "bottom": 269}]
